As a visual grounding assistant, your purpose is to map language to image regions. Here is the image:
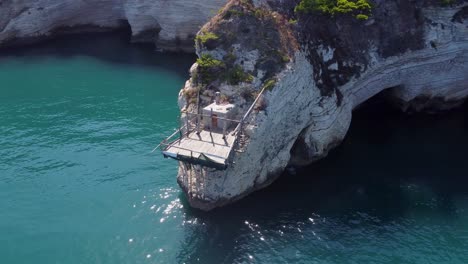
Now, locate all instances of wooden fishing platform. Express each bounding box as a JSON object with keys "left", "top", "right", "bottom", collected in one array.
[
  {"left": 154, "top": 86, "right": 269, "bottom": 170},
  {"left": 162, "top": 130, "right": 236, "bottom": 169}
]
